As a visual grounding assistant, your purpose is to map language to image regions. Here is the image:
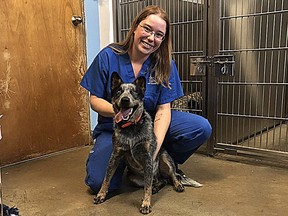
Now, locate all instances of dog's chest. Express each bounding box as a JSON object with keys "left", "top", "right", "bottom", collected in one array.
[
  {"left": 116, "top": 133, "right": 149, "bottom": 155},
  {"left": 114, "top": 130, "right": 153, "bottom": 170},
  {"left": 125, "top": 151, "right": 145, "bottom": 172}
]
